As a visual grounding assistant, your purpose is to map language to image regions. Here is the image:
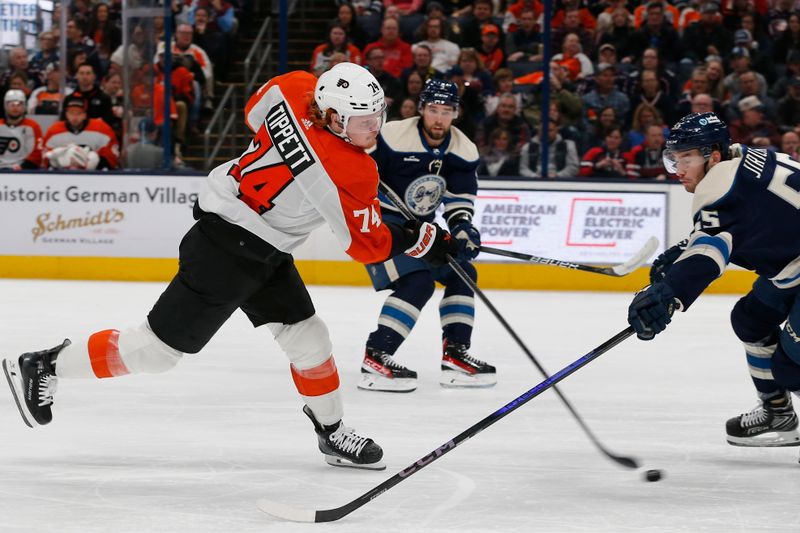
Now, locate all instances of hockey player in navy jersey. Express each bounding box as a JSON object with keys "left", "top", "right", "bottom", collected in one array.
[
  {"left": 359, "top": 79, "right": 496, "bottom": 392},
  {"left": 629, "top": 112, "right": 800, "bottom": 450}
]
